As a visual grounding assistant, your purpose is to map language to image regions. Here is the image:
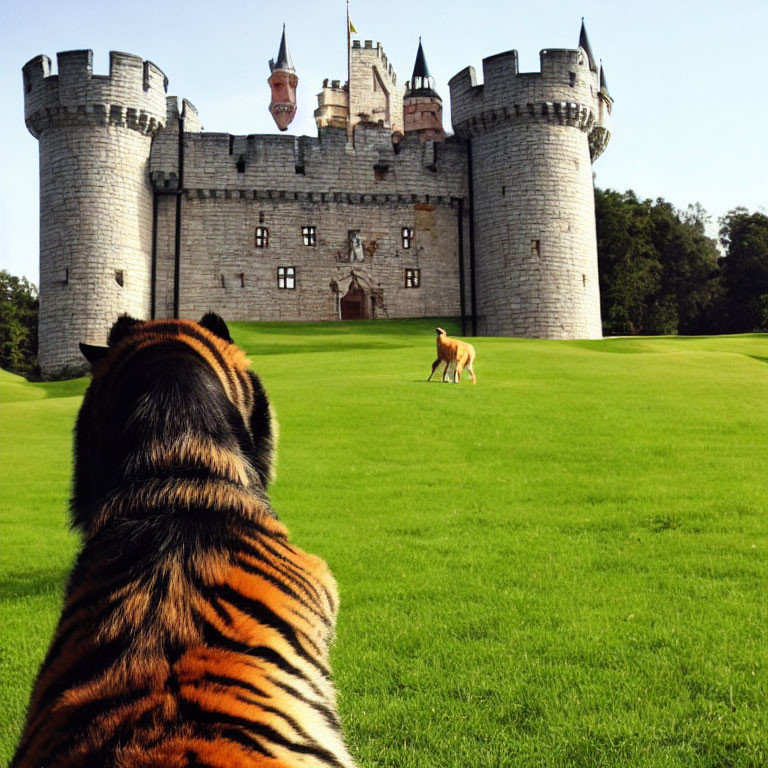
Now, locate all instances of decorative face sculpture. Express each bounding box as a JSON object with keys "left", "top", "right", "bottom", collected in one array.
[{"left": 268, "top": 69, "right": 298, "bottom": 131}]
